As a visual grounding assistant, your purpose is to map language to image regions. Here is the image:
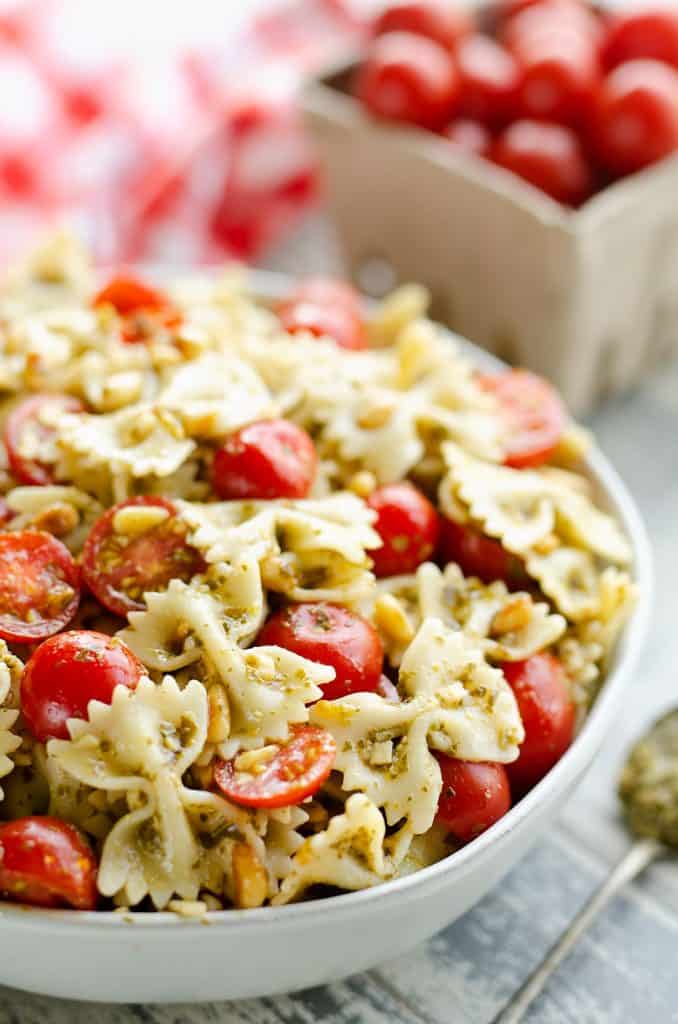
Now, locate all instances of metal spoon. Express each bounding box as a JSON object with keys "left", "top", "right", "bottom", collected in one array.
[{"left": 493, "top": 709, "right": 678, "bottom": 1024}]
